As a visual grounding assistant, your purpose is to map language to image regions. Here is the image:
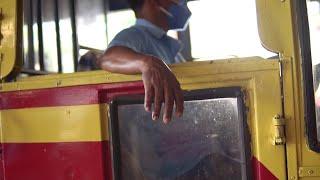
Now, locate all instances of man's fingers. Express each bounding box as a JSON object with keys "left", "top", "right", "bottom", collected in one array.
[
  {"left": 163, "top": 86, "right": 174, "bottom": 124},
  {"left": 144, "top": 82, "right": 153, "bottom": 112},
  {"left": 174, "top": 84, "right": 184, "bottom": 117},
  {"left": 153, "top": 84, "right": 163, "bottom": 121}
]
